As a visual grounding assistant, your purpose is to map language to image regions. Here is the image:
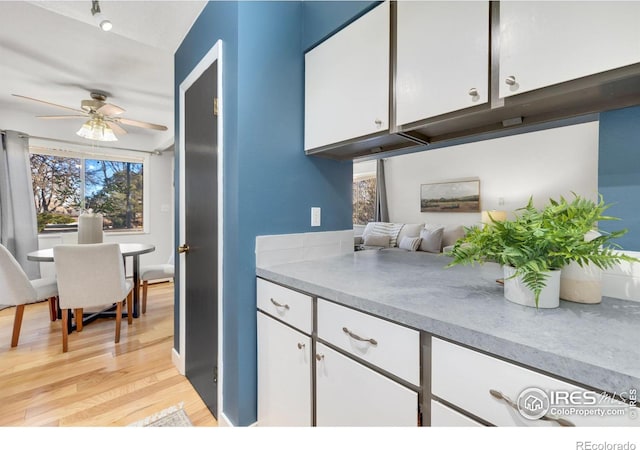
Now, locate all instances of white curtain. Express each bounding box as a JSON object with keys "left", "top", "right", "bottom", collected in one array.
[{"left": 0, "top": 130, "right": 40, "bottom": 279}]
